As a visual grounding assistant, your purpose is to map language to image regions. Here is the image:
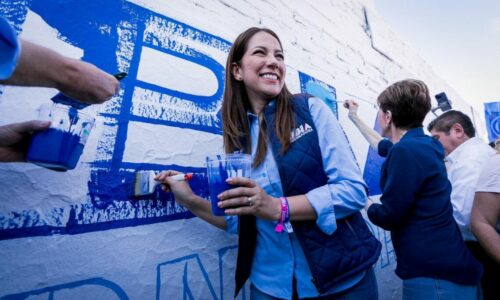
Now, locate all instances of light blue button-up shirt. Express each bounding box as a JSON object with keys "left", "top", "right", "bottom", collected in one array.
[
  {"left": 0, "top": 17, "right": 21, "bottom": 80},
  {"left": 226, "top": 97, "right": 368, "bottom": 299}
]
